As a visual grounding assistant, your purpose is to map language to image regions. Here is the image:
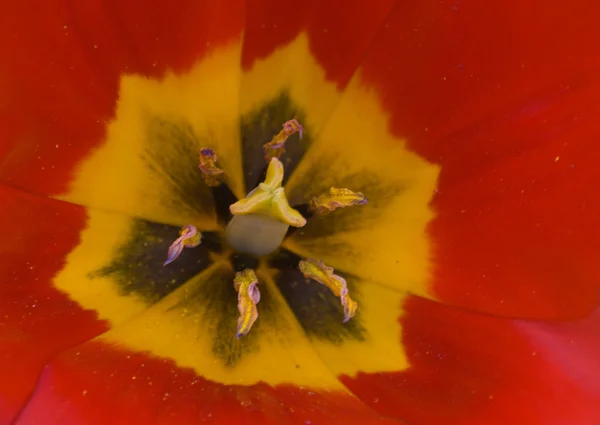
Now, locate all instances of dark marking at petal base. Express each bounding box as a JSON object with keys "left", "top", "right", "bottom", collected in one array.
[
  {"left": 144, "top": 117, "right": 216, "bottom": 219},
  {"left": 144, "top": 117, "right": 241, "bottom": 224},
  {"left": 90, "top": 219, "right": 219, "bottom": 304},
  {"left": 241, "top": 92, "right": 311, "bottom": 191},
  {"left": 290, "top": 239, "right": 364, "bottom": 266},
  {"left": 285, "top": 204, "right": 313, "bottom": 238},
  {"left": 286, "top": 154, "right": 404, "bottom": 239},
  {"left": 170, "top": 265, "right": 285, "bottom": 367},
  {"left": 268, "top": 250, "right": 366, "bottom": 343},
  {"left": 230, "top": 252, "right": 260, "bottom": 272},
  {"left": 211, "top": 184, "right": 238, "bottom": 226}
]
